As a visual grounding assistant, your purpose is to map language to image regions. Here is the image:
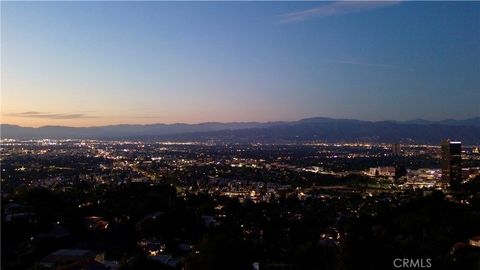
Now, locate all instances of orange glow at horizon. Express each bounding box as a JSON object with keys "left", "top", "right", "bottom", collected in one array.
[{"left": 0, "top": 111, "right": 297, "bottom": 128}]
